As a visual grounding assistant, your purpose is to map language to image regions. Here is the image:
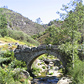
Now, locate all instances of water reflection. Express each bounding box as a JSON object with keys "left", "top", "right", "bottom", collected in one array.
[{"left": 31, "top": 76, "right": 59, "bottom": 84}]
